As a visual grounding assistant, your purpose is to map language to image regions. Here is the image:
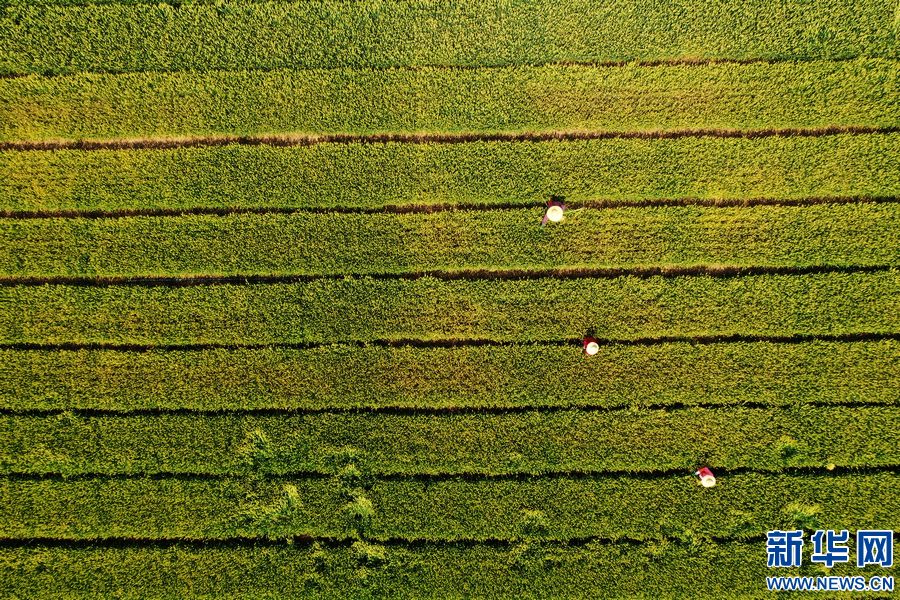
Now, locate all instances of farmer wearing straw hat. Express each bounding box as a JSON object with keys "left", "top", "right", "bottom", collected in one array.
[
  {"left": 542, "top": 197, "right": 566, "bottom": 226},
  {"left": 696, "top": 467, "right": 717, "bottom": 487}
]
